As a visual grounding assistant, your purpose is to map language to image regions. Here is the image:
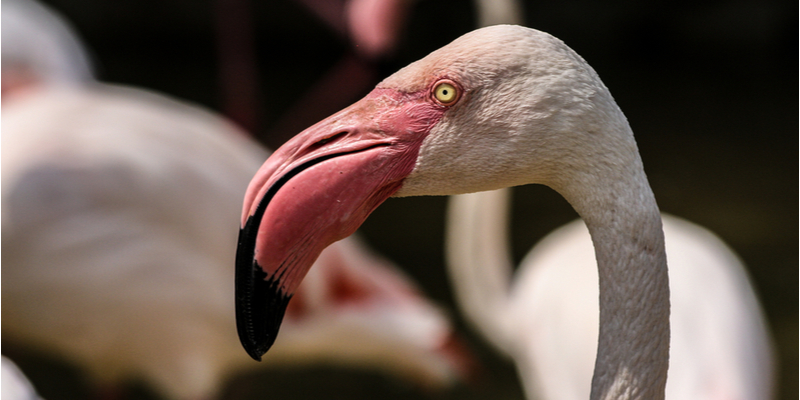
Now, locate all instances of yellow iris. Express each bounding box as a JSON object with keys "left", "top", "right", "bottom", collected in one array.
[{"left": 434, "top": 82, "right": 458, "bottom": 104}]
